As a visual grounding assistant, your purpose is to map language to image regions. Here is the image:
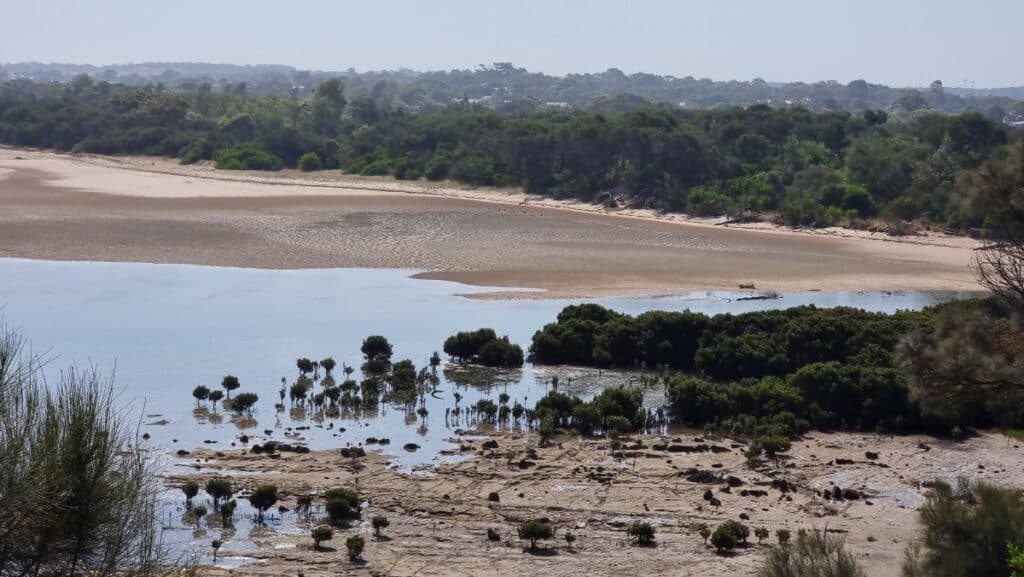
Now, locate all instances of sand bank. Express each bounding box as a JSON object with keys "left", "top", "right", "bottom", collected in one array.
[{"left": 0, "top": 148, "right": 981, "bottom": 298}]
